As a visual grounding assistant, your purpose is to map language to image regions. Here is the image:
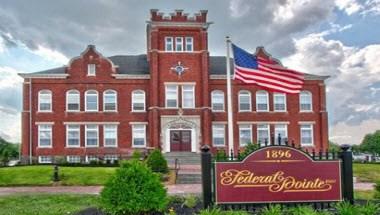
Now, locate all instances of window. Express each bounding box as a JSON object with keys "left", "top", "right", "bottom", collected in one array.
[
  {"left": 211, "top": 90, "right": 224, "bottom": 111},
  {"left": 132, "top": 124, "right": 146, "bottom": 147},
  {"left": 185, "top": 37, "right": 193, "bottom": 51},
  {"left": 85, "top": 125, "right": 98, "bottom": 147},
  {"left": 165, "top": 37, "right": 173, "bottom": 51},
  {"left": 175, "top": 37, "right": 183, "bottom": 51},
  {"left": 104, "top": 155, "right": 118, "bottom": 164},
  {"left": 104, "top": 125, "right": 117, "bottom": 147},
  {"left": 300, "top": 91, "right": 312, "bottom": 112},
  {"left": 274, "top": 93, "right": 286, "bottom": 112},
  {"left": 38, "top": 90, "right": 52, "bottom": 112},
  {"left": 88, "top": 64, "right": 96, "bottom": 76},
  {"left": 38, "top": 156, "right": 52, "bottom": 164},
  {"left": 212, "top": 124, "right": 225, "bottom": 147},
  {"left": 86, "top": 155, "right": 98, "bottom": 163},
  {"left": 274, "top": 124, "right": 288, "bottom": 145},
  {"left": 66, "top": 125, "right": 80, "bottom": 147},
  {"left": 85, "top": 90, "right": 98, "bottom": 111},
  {"left": 256, "top": 91, "right": 269, "bottom": 111},
  {"left": 182, "top": 85, "right": 195, "bottom": 108},
  {"left": 66, "top": 90, "right": 80, "bottom": 111},
  {"left": 257, "top": 124, "right": 270, "bottom": 145},
  {"left": 300, "top": 124, "right": 313, "bottom": 146},
  {"left": 239, "top": 125, "right": 252, "bottom": 146},
  {"left": 38, "top": 124, "right": 52, "bottom": 148},
  {"left": 132, "top": 90, "right": 145, "bottom": 111},
  {"left": 165, "top": 85, "right": 178, "bottom": 108},
  {"left": 103, "top": 90, "right": 117, "bottom": 111},
  {"left": 67, "top": 155, "right": 81, "bottom": 163},
  {"left": 239, "top": 90, "right": 251, "bottom": 112}
]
